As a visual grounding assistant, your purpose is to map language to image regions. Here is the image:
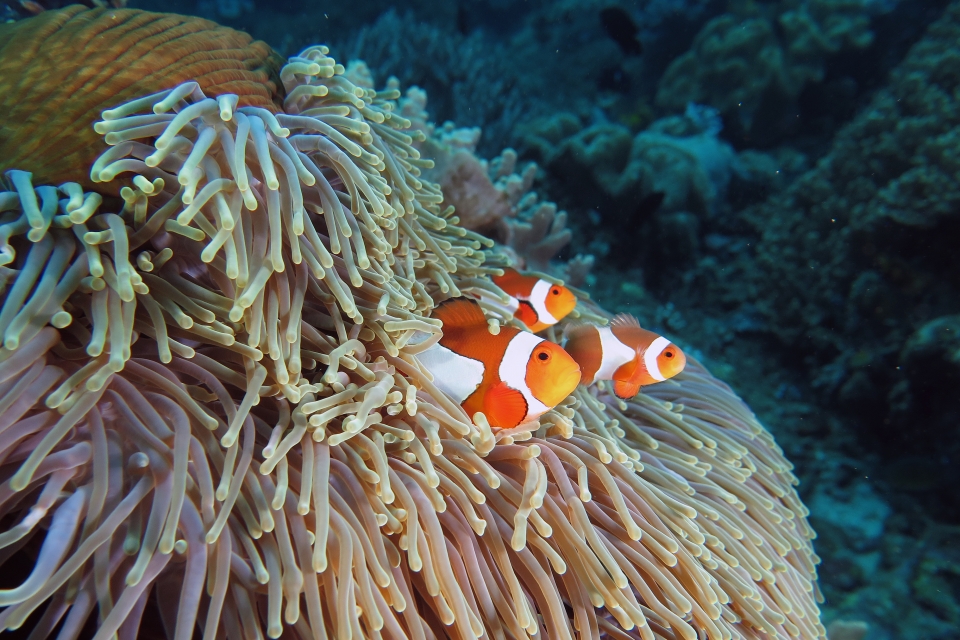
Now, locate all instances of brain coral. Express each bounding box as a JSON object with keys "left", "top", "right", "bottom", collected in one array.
[
  {"left": 0, "top": 5, "right": 283, "bottom": 190},
  {"left": 0, "top": 6, "right": 823, "bottom": 639}
]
